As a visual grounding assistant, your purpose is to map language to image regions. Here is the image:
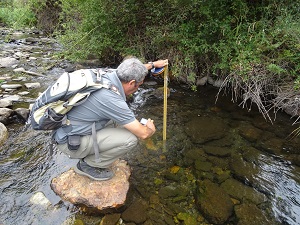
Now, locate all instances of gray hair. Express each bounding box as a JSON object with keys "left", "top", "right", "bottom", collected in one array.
[{"left": 116, "top": 57, "right": 148, "bottom": 83}]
